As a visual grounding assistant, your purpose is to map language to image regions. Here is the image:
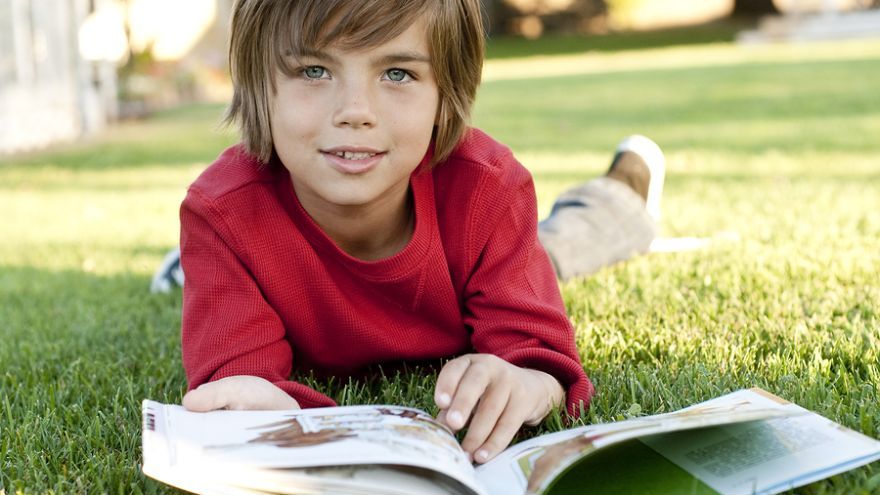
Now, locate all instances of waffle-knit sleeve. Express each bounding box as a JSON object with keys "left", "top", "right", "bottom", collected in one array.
[
  {"left": 461, "top": 165, "right": 594, "bottom": 419},
  {"left": 179, "top": 188, "right": 335, "bottom": 409}
]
